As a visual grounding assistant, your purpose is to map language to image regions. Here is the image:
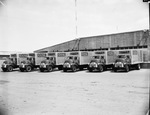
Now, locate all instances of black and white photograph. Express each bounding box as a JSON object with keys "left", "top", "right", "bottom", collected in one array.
[{"left": 0, "top": 0, "right": 150, "bottom": 115}]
